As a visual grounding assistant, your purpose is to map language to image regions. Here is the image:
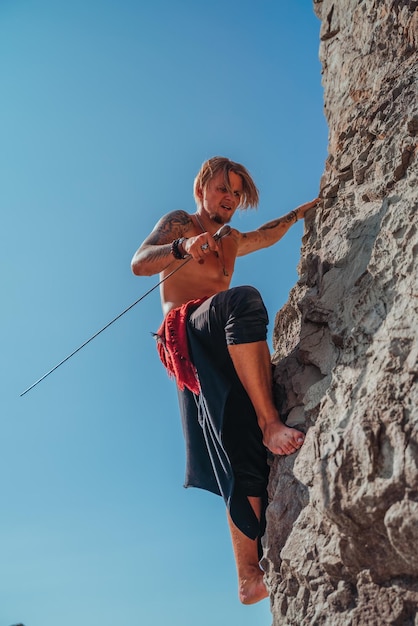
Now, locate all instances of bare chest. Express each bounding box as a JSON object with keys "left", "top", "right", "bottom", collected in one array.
[{"left": 161, "top": 235, "right": 238, "bottom": 312}]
